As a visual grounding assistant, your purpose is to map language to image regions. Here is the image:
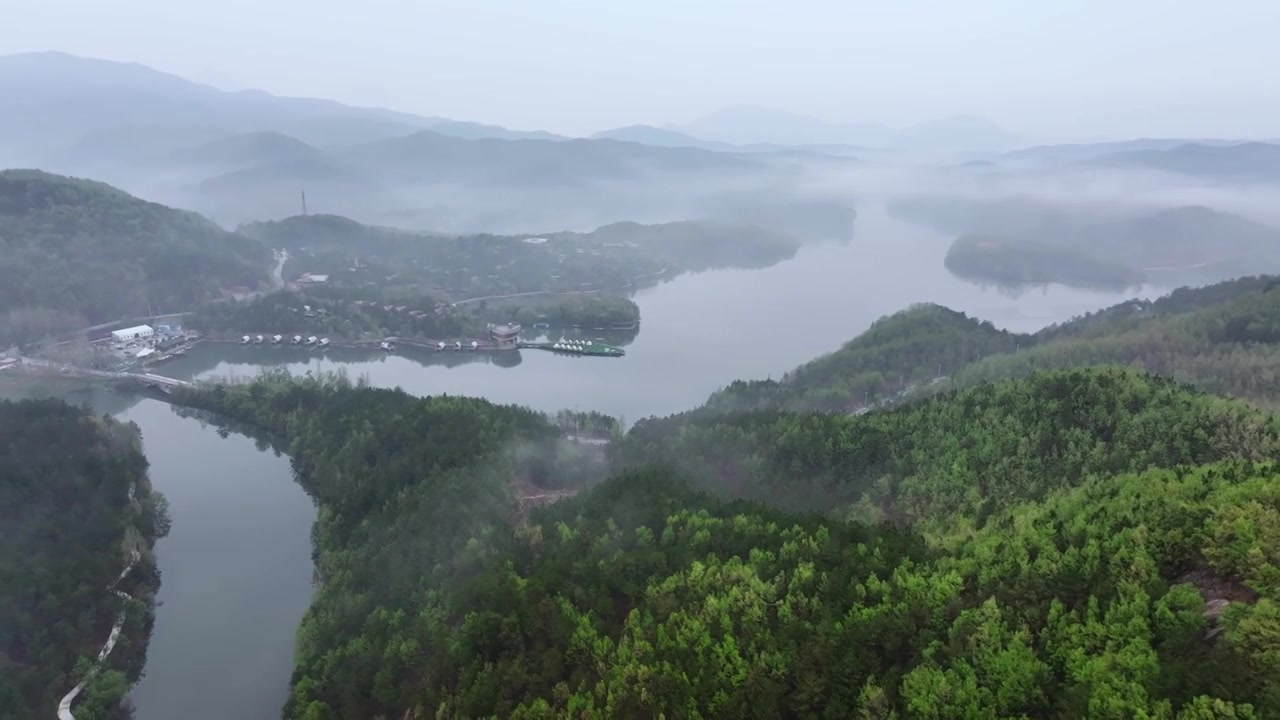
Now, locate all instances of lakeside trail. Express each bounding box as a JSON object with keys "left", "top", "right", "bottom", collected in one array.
[{"left": 57, "top": 484, "right": 142, "bottom": 720}]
